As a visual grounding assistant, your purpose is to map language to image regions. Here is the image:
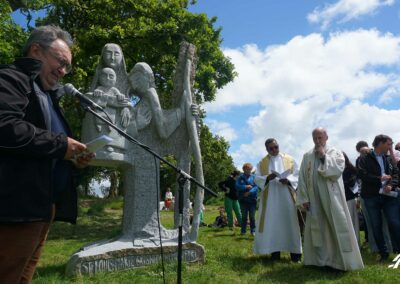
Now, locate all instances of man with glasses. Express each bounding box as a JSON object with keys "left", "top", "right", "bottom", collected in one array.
[
  {"left": 358, "top": 134, "right": 400, "bottom": 262},
  {"left": 253, "top": 138, "right": 302, "bottom": 262},
  {"left": 0, "top": 25, "right": 93, "bottom": 283},
  {"left": 297, "top": 128, "right": 363, "bottom": 270}
]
